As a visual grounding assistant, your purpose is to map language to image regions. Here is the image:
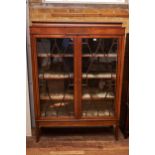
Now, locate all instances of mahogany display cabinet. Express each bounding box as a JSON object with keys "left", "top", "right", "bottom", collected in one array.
[{"left": 30, "top": 22, "right": 126, "bottom": 141}]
